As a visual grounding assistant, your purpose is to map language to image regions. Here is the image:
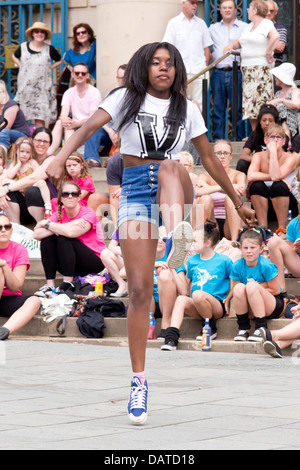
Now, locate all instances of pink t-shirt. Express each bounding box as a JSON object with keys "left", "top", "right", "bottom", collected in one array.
[
  {"left": 50, "top": 206, "right": 105, "bottom": 256},
  {"left": 61, "top": 84, "right": 102, "bottom": 121},
  {"left": 0, "top": 241, "right": 30, "bottom": 296}
]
